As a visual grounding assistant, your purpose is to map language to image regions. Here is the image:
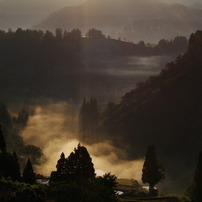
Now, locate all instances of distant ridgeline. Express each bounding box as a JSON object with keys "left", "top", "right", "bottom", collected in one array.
[
  {"left": 0, "top": 28, "right": 187, "bottom": 102},
  {"left": 99, "top": 30, "right": 202, "bottom": 191}
]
